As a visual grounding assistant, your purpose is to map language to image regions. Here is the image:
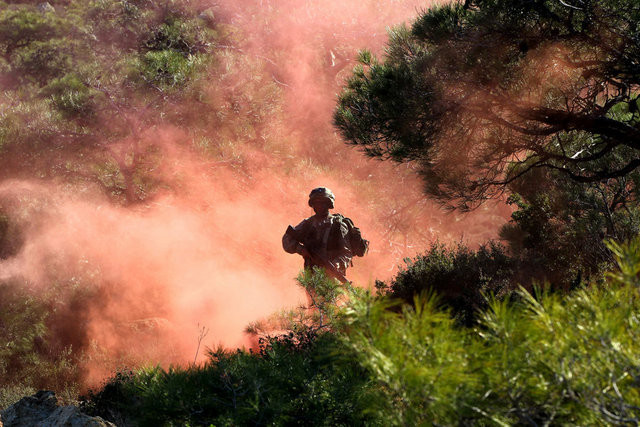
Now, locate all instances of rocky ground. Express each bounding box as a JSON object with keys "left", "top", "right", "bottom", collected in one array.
[{"left": 0, "top": 390, "right": 114, "bottom": 427}]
